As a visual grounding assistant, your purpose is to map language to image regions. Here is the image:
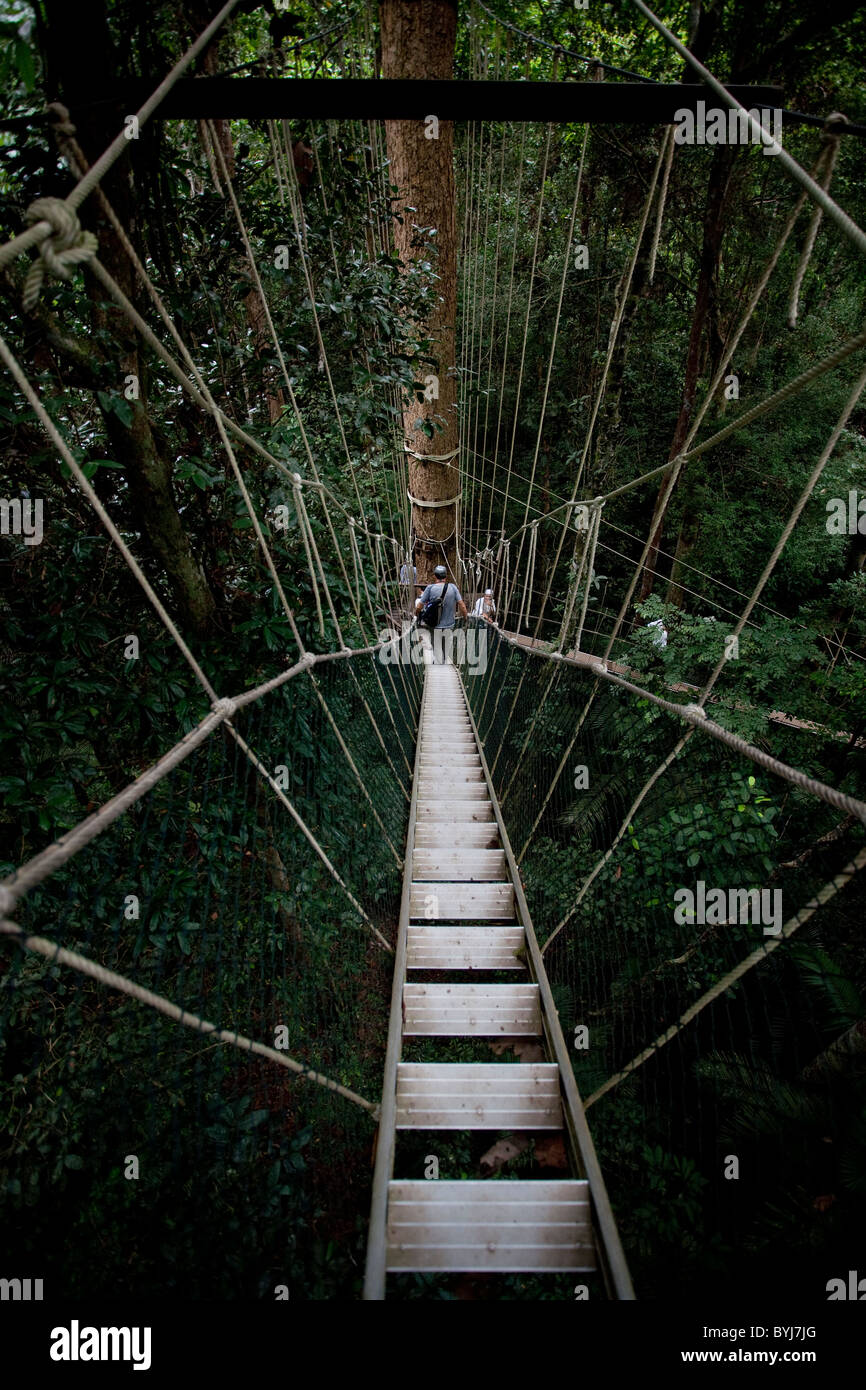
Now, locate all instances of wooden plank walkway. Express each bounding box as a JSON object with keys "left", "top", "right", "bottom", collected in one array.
[{"left": 363, "top": 660, "right": 635, "bottom": 1299}]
